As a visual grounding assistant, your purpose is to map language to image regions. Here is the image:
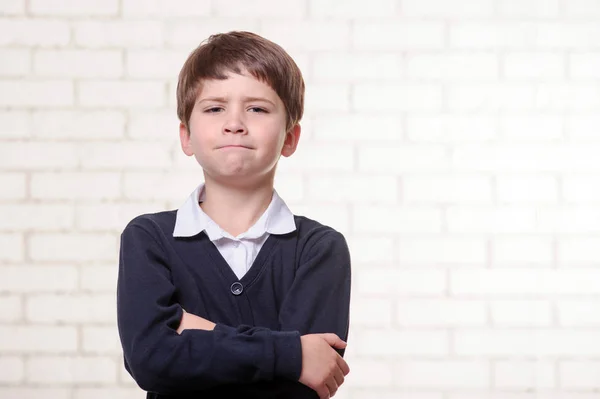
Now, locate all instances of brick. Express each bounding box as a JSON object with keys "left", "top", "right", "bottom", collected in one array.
[
  {"left": 0, "top": 0, "right": 24, "bottom": 14},
  {"left": 559, "top": 238, "right": 600, "bottom": 264},
  {"left": 76, "top": 203, "right": 163, "bottom": 232},
  {"left": 0, "top": 326, "right": 77, "bottom": 353},
  {"left": 29, "top": 233, "right": 117, "bottom": 262},
  {"left": 504, "top": 53, "right": 564, "bottom": 79},
  {"left": 279, "top": 144, "right": 353, "bottom": 173},
  {"left": 354, "top": 84, "right": 442, "bottom": 111},
  {"left": 307, "top": 175, "right": 398, "bottom": 203},
  {"left": 313, "top": 53, "right": 403, "bottom": 82},
  {"left": 494, "top": 361, "right": 555, "bottom": 389},
  {"left": 73, "top": 388, "right": 145, "bottom": 399},
  {"left": 353, "top": 392, "right": 441, "bottom": 399},
  {"left": 0, "top": 205, "right": 73, "bottom": 231},
  {"left": 536, "top": 23, "right": 600, "bottom": 48},
  {"left": 29, "top": 0, "right": 118, "bottom": 15},
  {"left": 406, "top": 114, "right": 497, "bottom": 142},
  {"left": 128, "top": 110, "right": 180, "bottom": 140},
  {"left": 126, "top": 50, "right": 189, "bottom": 79},
  {"left": 290, "top": 204, "right": 350, "bottom": 234},
  {"left": 353, "top": 329, "right": 448, "bottom": 356},
  {"left": 82, "top": 326, "right": 121, "bottom": 354},
  {"left": 359, "top": 146, "right": 448, "bottom": 173},
  {"left": 354, "top": 22, "right": 444, "bottom": 50},
  {"left": 356, "top": 269, "right": 446, "bottom": 295},
  {"left": 557, "top": 300, "right": 600, "bottom": 326},
  {"left": 166, "top": 19, "right": 260, "bottom": 48},
  {"left": 0, "top": 111, "right": 29, "bottom": 138},
  {"left": 397, "top": 238, "right": 486, "bottom": 266},
  {"left": 80, "top": 265, "right": 118, "bottom": 292},
  {"left": 32, "top": 110, "right": 125, "bottom": 140},
  {"left": 0, "top": 295, "right": 22, "bottom": 322},
  {"left": 27, "top": 294, "right": 115, "bottom": 323},
  {"left": 455, "top": 330, "right": 600, "bottom": 356},
  {"left": 79, "top": 81, "right": 164, "bottom": 107},
  {"left": 396, "top": 361, "right": 489, "bottom": 388},
  {"left": 567, "top": 115, "right": 600, "bottom": 140},
  {"left": 354, "top": 206, "right": 442, "bottom": 234},
  {"left": 396, "top": 300, "right": 486, "bottom": 327},
  {"left": 264, "top": 21, "right": 350, "bottom": 52},
  {"left": 0, "top": 80, "right": 73, "bottom": 107},
  {"left": 74, "top": 21, "right": 163, "bottom": 48},
  {"left": 350, "top": 297, "right": 393, "bottom": 327},
  {"left": 406, "top": 53, "right": 498, "bottom": 79},
  {"left": 273, "top": 173, "right": 304, "bottom": 203},
  {"left": 0, "top": 266, "right": 78, "bottom": 293},
  {"left": 536, "top": 84, "right": 600, "bottom": 110},
  {"left": 79, "top": 142, "right": 171, "bottom": 170},
  {"left": 304, "top": 84, "right": 350, "bottom": 113},
  {"left": 34, "top": 50, "right": 121, "bottom": 78},
  {"left": 27, "top": 356, "right": 117, "bottom": 383},
  {"left": 560, "top": 361, "right": 600, "bottom": 388},
  {"left": 490, "top": 300, "right": 552, "bottom": 326},
  {"left": 452, "top": 144, "right": 600, "bottom": 173},
  {"left": 0, "top": 142, "right": 79, "bottom": 170},
  {"left": 213, "top": 0, "right": 305, "bottom": 17},
  {"left": 0, "top": 19, "right": 70, "bottom": 46},
  {"left": 0, "top": 356, "right": 24, "bottom": 382},
  {"left": 0, "top": 173, "right": 26, "bottom": 200},
  {"left": 0, "top": 389, "right": 69, "bottom": 399},
  {"left": 0, "top": 48, "right": 30, "bottom": 77},
  {"left": 565, "top": 0, "right": 600, "bottom": 16},
  {"left": 313, "top": 114, "right": 403, "bottom": 141},
  {"left": 451, "top": 269, "right": 600, "bottom": 295},
  {"left": 448, "top": 84, "right": 535, "bottom": 111},
  {"left": 31, "top": 172, "right": 121, "bottom": 200},
  {"left": 448, "top": 394, "right": 598, "bottom": 399},
  {"left": 498, "top": 0, "right": 559, "bottom": 17},
  {"left": 492, "top": 237, "right": 553, "bottom": 266},
  {"left": 122, "top": 0, "right": 209, "bottom": 16},
  {"left": 501, "top": 115, "right": 564, "bottom": 141},
  {"left": 570, "top": 53, "right": 600, "bottom": 78},
  {"left": 345, "top": 236, "right": 395, "bottom": 263},
  {"left": 403, "top": 175, "right": 492, "bottom": 203},
  {"left": 537, "top": 207, "right": 600, "bottom": 233},
  {"left": 447, "top": 206, "right": 536, "bottom": 233},
  {"left": 310, "top": 0, "right": 396, "bottom": 17},
  {"left": 496, "top": 176, "right": 558, "bottom": 202},
  {"left": 450, "top": 23, "right": 537, "bottom": 49},
  {"left": 344, "top": 359, "right": 394, "bottom": 387},
  {"left": 402, "top": 0, "right": 492, "bottom": 16},
  {"left": 0, "top": 233, "right": 24, "bottom": 262}
]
